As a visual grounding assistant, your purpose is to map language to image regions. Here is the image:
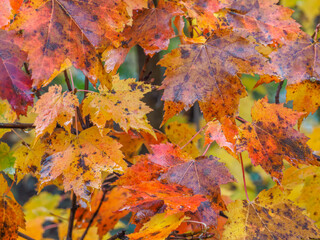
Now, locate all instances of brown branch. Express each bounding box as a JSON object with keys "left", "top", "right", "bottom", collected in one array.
[
  {"left": 275, "top": 81, "right": 284, "bottom": 104},
  {"left": 0, "top": 123, "right": 34, "bottom": 129},
  {"left": 66, "top": 192, "right": 78, "bottom": 240},
  {"left": 64, "top": 70, "right": 73, "bottom": 91},
  {"left": 18, "top": 232, "right": 35, "bottom": 240},
  {"left": 79, "top": 190, "right": 107, "bottom": 240},
  {"left": 139, "top": 55, "right": 151, "bottom": 82},
  {"left": 107, "top": 230, "right": 127, "bottom": 240},
  {"left": 24, "top": 63, "right": 31, "bottom": 75},
  {"left": 235, "top": 116, "right": 246, "bottom": 124},
  {"left": 76, "top": 107, "right": 86, "bottom": 130}
]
